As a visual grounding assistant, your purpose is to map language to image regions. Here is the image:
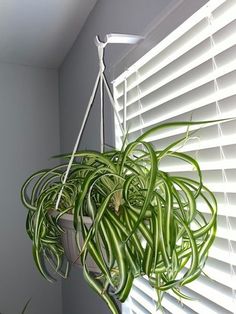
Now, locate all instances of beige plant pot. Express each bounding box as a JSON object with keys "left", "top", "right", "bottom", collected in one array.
[{"left": 50, "top": 211, "right": 100, "bottom": 273}]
